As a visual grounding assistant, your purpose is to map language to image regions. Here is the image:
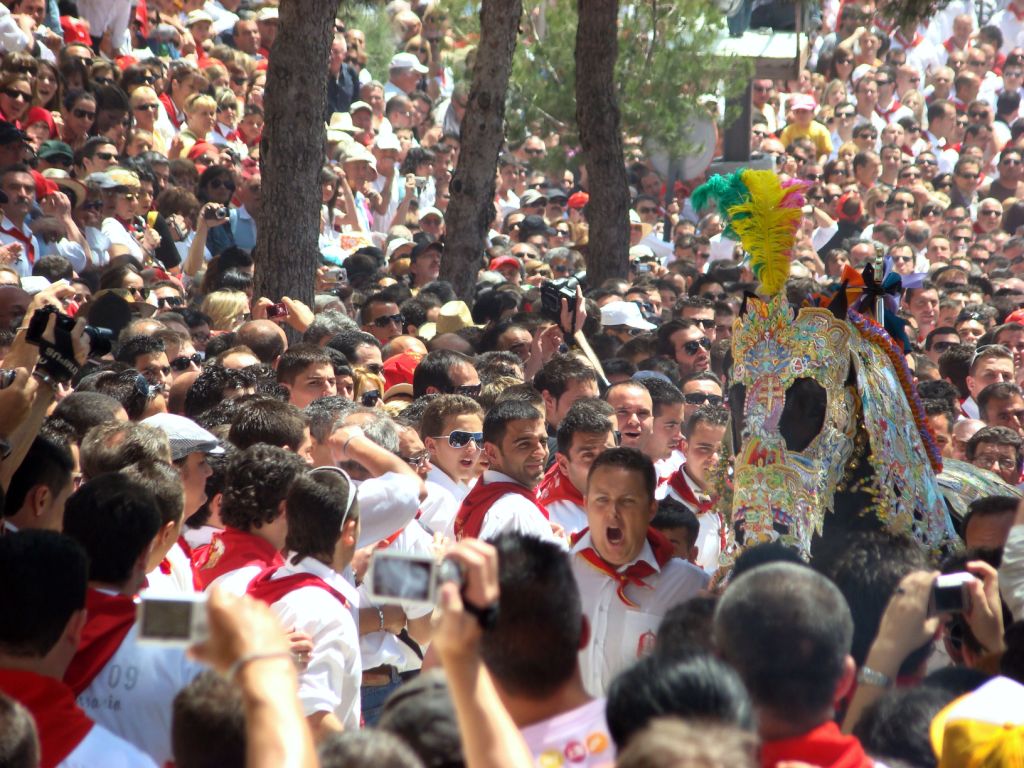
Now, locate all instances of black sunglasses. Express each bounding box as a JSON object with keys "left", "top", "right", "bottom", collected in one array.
[
  {"left": 157, "top": 295, "right": 184, "bottom": 308},
  {"left": 170, "top": 352, "right": 202, "bottom": 371},
  {"left": 683, "top": 392, "right": 724, "bottom": 406},
  {"left": 681, "top": 338, "right": 712, "bottom": 354},
  {"left": 446, "top": 383, "right": 481, "bottom": 398},
  {"left": 209, "top": 179, "right": 235, "bottom": 191},
  {"left": 372, "top": 313, "right": 404, "bottom": 328}
]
